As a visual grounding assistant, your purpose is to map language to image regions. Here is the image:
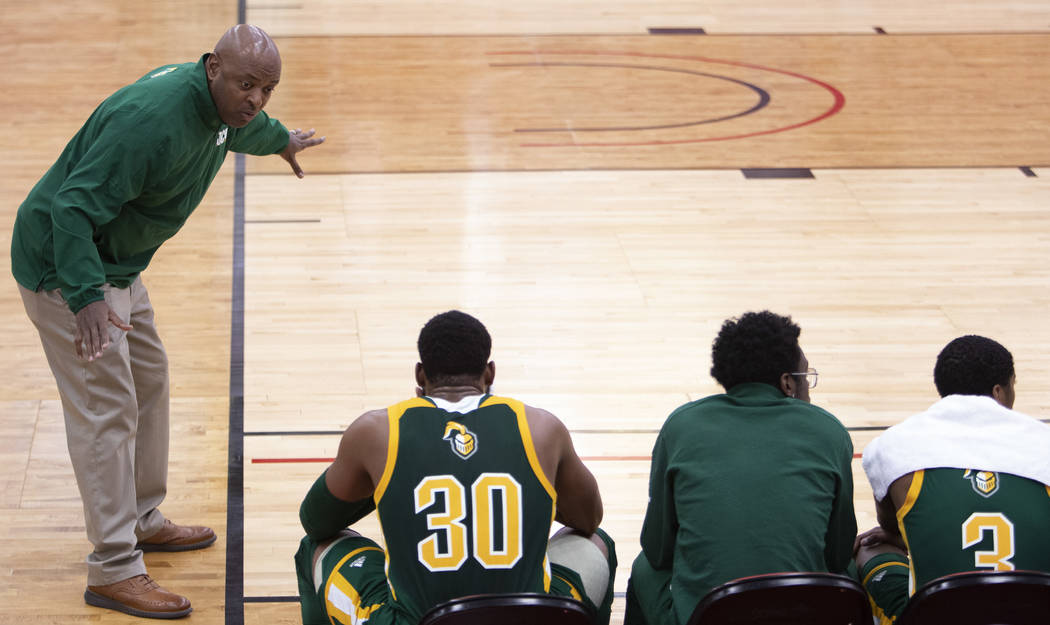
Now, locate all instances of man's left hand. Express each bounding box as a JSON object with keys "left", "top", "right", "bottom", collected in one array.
[{"left": 281, "top": 128, "right": 326, "bottom": 178}]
